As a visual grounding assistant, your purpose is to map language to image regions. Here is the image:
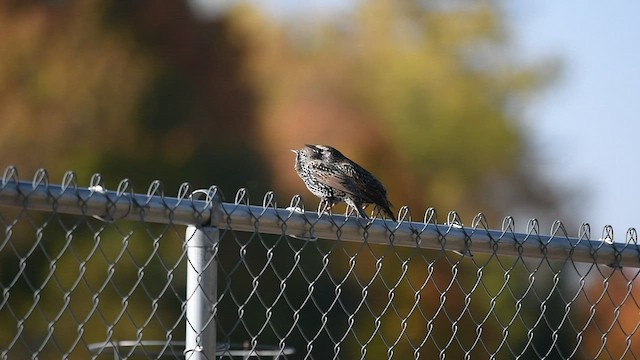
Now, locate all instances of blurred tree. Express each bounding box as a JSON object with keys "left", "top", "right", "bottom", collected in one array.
[
  {"left": 0, "top": 0, "right": 270, "bottom": 193},
  {"left": 98, "top": 0, "right": 272, "bottom": 193},
  {"left": 229, "top": 0, "right": 575, "bottom": 358},
  {"left": 0, "top": 0, "right": 270, "bottom": 358},
  {"left": 239, "top": 0, "right": 563, "bottom": 222},
  {"left": 0, "top": 0, "right": 151, "bottom": 179},
  {"left": 0, "top": 0, "right": 601, "bottom": 359}
]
